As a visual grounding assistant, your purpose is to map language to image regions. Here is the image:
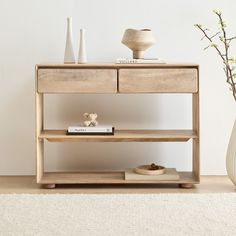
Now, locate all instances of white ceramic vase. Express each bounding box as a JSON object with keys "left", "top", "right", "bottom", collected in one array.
[
  {"left": 64, "top": 17, "right": 75, "bottom": 64},
  {"left": 226, "top": 120, "right": 236, "bottom": 185},
  {"left": 78, "top": 29, "right": 87, "bottom": 63}
]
